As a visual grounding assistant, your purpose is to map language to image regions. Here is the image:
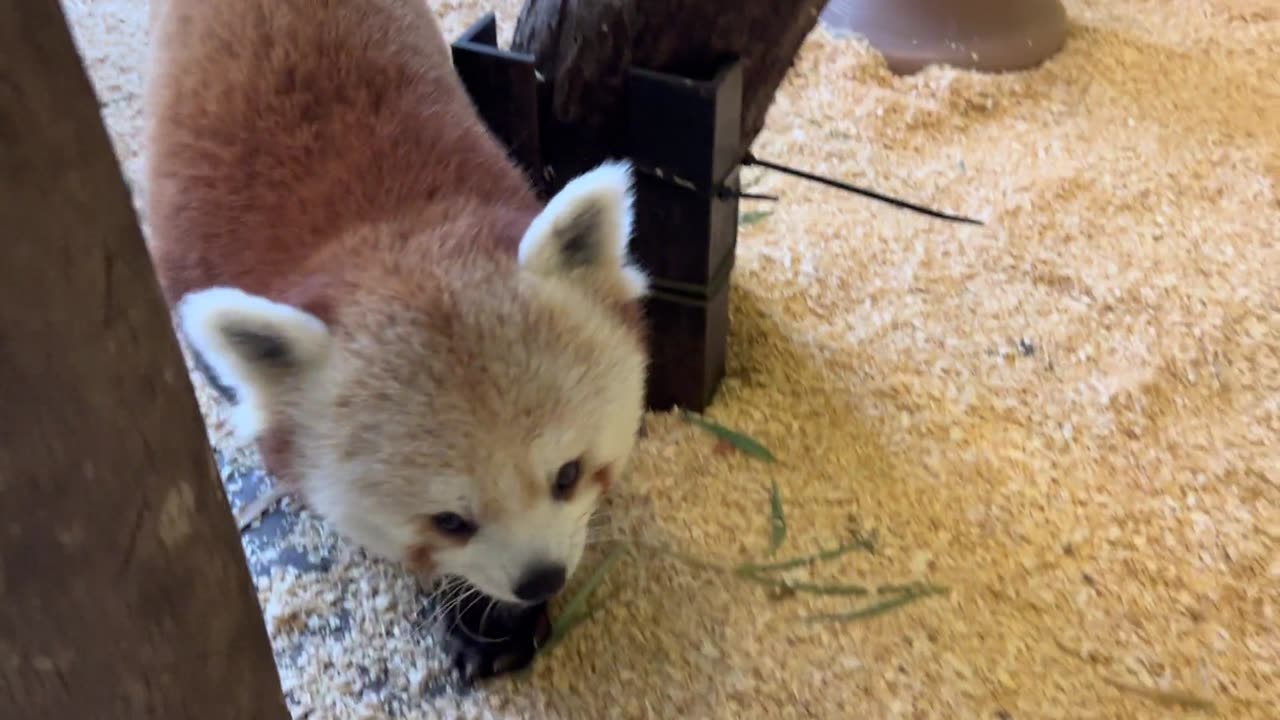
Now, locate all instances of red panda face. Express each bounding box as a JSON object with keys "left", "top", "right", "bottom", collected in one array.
[{"left": 179, "top": 162, "right": 649, "bottom": 604}]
